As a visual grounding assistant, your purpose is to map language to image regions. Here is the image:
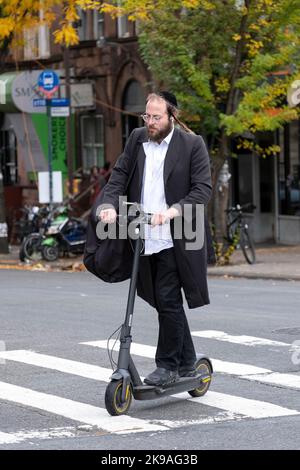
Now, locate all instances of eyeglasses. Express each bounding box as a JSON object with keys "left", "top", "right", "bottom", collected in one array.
[{"left": 140, "top": 113, "right": 165, "bottom": 123}]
